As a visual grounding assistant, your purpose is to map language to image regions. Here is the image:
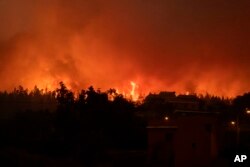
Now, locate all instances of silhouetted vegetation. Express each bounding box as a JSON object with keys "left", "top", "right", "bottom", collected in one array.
[
  {"left": 0, "top": 83, "right": 147, "bottom": 166},
  {"left": 0, "top": 83, "right": 250, "bottom": 166}
]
